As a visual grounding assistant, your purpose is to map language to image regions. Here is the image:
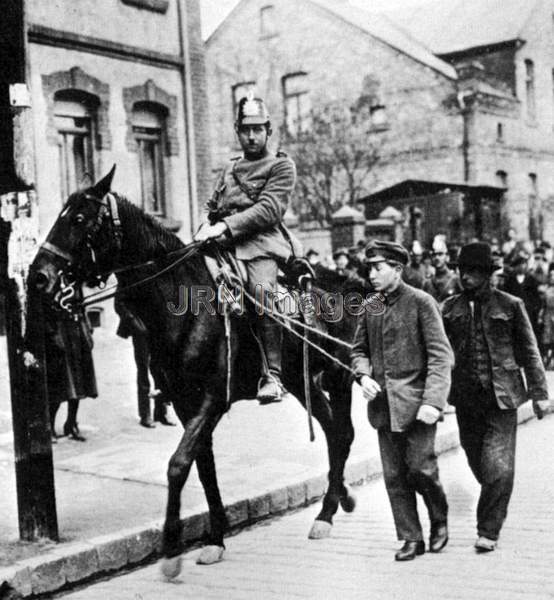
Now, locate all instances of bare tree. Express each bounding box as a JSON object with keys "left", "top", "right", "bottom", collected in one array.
[{"left": 281, "top": 98, "right": 382, "bottom": 226}]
